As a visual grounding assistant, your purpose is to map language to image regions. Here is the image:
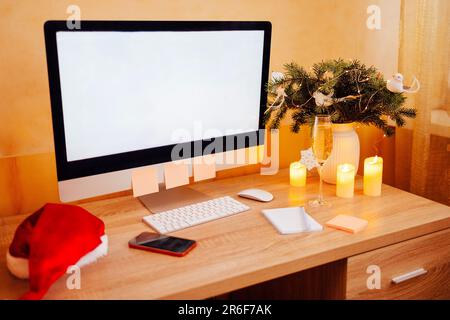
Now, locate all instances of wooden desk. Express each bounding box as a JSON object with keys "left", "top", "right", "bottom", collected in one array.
[{"left": 1, "top": 169, "right": 449, "bottom": 299}]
